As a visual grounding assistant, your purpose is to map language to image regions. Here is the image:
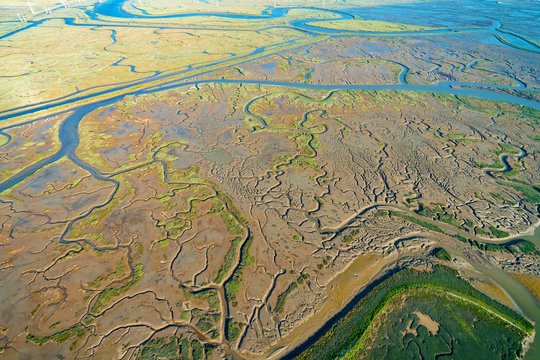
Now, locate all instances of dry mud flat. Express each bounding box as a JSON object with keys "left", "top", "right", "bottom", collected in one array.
[
  {"left": 0, "top": 80, "right": 538, "bottom": 358},
  {"left": 0, "top": 0, "right": 539, "bottom": 359}
]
